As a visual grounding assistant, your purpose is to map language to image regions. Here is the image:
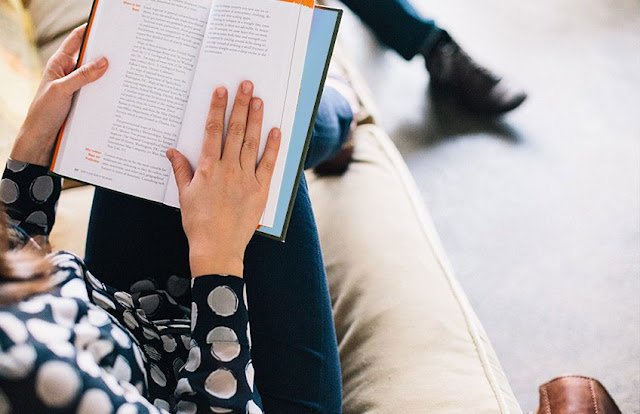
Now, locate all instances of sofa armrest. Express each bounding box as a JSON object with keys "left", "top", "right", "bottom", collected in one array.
[{"left": 307, "top": 124, "right": 522, "bottom": 414}]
